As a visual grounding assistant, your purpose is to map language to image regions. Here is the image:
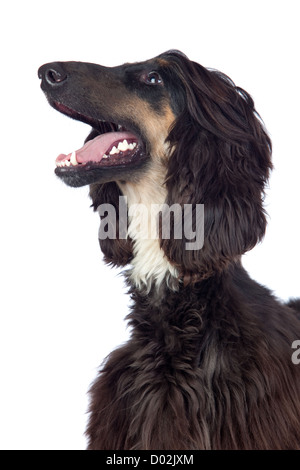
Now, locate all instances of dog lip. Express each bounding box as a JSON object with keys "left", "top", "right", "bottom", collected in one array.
[
  {"left": 56, "top": 133, "right": 140, "bottom": 167},
  {"left": 51, "top": 100, "right": 100, "bottom": 128},
  {"left": 54, "top": 144, "right": 149, "bottom": 187},
  {"left": 55, "top": 145, "right": 146, "bottom": 172},
  {"left": 50, "top": 100, "right": 130, "bottom": 135},
  {"left": 51, "top": 99, "right": 146, "bottom": 147}
]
